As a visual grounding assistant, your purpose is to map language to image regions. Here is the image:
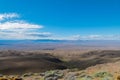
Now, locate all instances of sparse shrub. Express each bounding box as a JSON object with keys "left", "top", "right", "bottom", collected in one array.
[
  {"left": 40, "top": 77, "right": 44, "bottom": 80},
  {"left": 76, "top": 75, "right": 93, "bottom": 80},
  {"left": 11, "top": 77, "right": 23, "bottom": 80},
  {"left": 94, "top": 71, "right": 114, "bottom": 80},
  {"left": 94, "top": 72, "right": 113, "bottom": 78},
  {"left": 64, "top": 73, "right": 76, "bottom": 80},
  {"left": 44, "top": 70, "right": 64, "bottom": 80},
  {"left": 101, "top": 76, "right": 113, "bottom": 80},
  {"left": 78, "top": 71, "right": 87, "bottom": 77},
  {"left": 22, "top": 72, "right": 34, "bottom": 77}
]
